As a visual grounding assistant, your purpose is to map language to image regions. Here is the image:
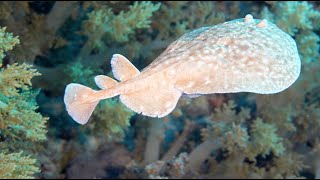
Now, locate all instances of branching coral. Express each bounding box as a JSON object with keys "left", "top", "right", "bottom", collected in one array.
[
  {"left": 295, "top": 31, "right": 320, "bottom": 64},
  {"left": 275, "top": 1, "right": 320, "bottom": 36},
  {"left": 153, "top": 1, "right": 226, "bottom": 41},
  {"left": 90, "top": 98, "right": 135, "bottom": 141},
  {"left": 0, "top": 27, "right": 19, "bottom": 64},
  {"left": 0, "top": 1, "right": 318, "bottom": 179},
  {"left": 81, "top": 1, "right": 161, "bottom": 57},
  {"left": 0, "top": 26, "right": 48, "bottom": 178},
  {"left": 176, "top": 99, "right": 302, "bottom": 178},
  {"left": 63, "top": 59, "right": 96, "bottom": 88},
  {"left": 0, "top": 151, "right": 39, "bottom": 179},
  {"left": 0, "top": 63, "right": 40, "bottom": 96},
  {"left": 248, "top": 118, "right": 285, "bottom": 160},
  {"left": 1, "top": 1, "right": 77, "bottom": 63},
  {"left": 0, "top": 63, "right": 47, "bottom": 142}
]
